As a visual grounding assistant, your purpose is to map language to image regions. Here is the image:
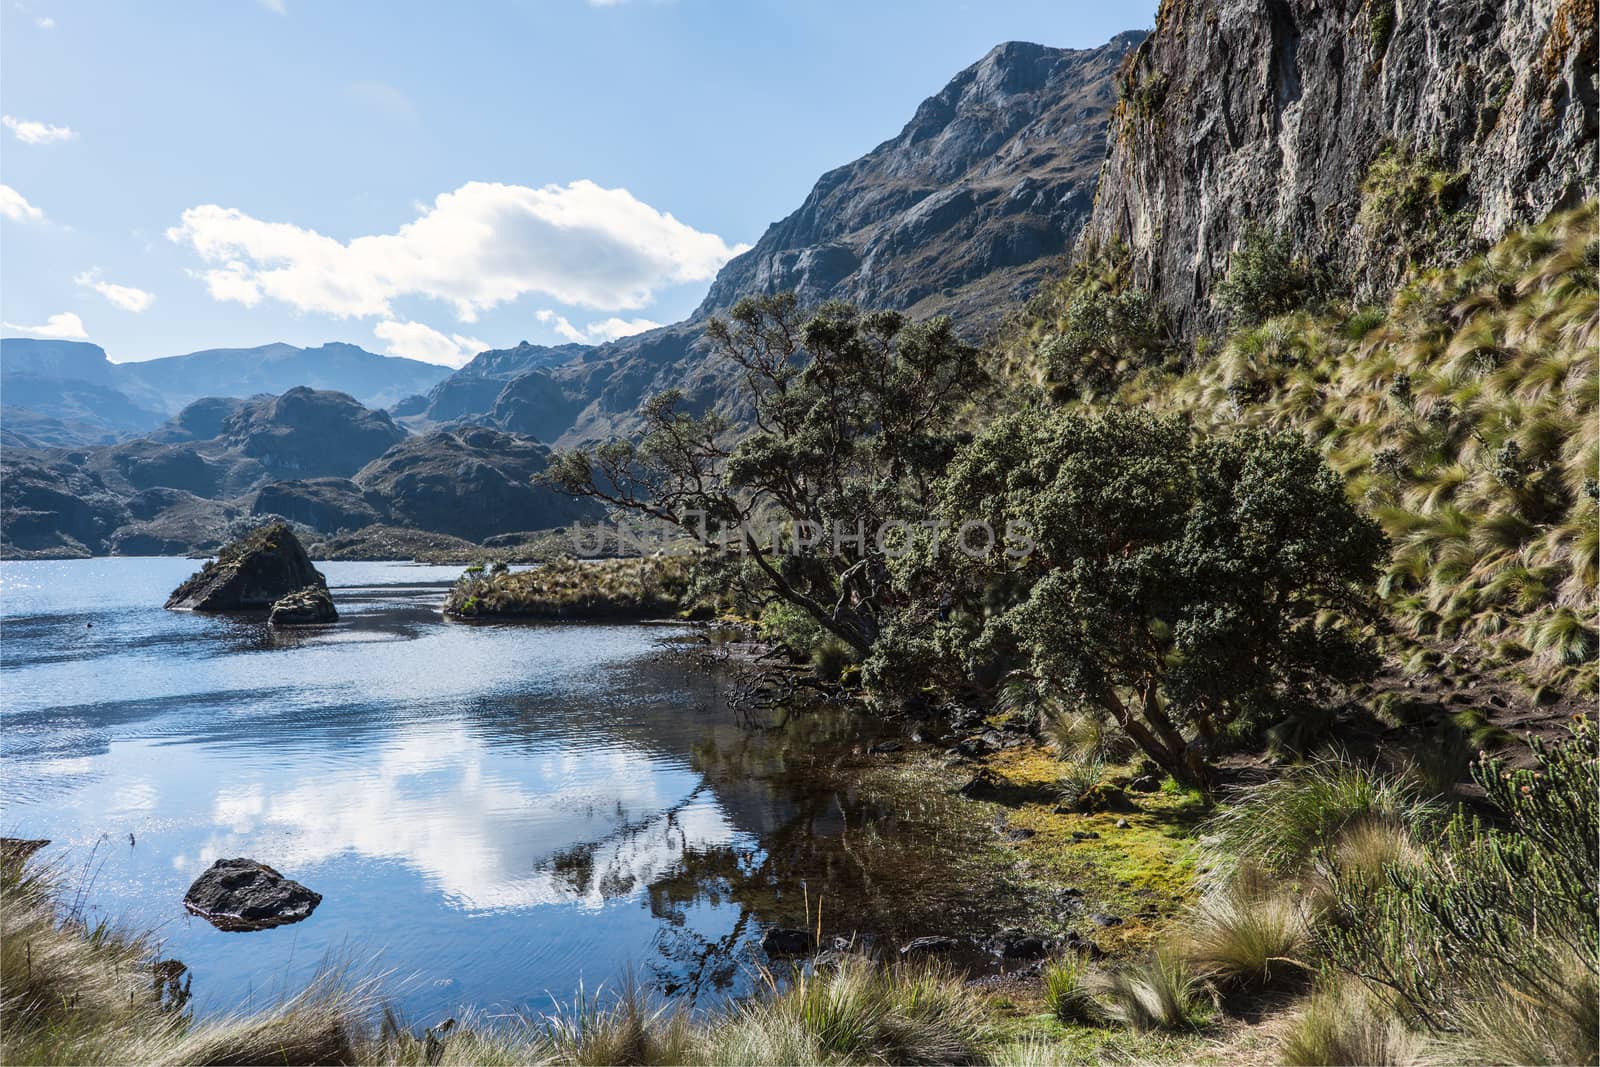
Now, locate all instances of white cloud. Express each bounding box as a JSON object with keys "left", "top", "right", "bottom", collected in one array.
[
  {"left": 167, "top": 179, "right": 746, "bottom": 322},
  {"left": 3, "top": 311, "right": 88, "bottom": 339},
  {"left": 0, "top": 184, "right": 44, "bottom": 222},
  {"left": 257, "top": 0, "right": 286, "bottom": 13},
  {"left": 35, "top": 15, "right": 55, "bottom": 28},
  {"left": 74, "top": 269, "right": 155, "bottom": 313},
  {"left": 537, "top": 309, "right": 662, "bottom": 344},
  {"left": 373, "top": 319, "right": 487, "bottom": 368},
  {"left": 2, "top": 115, "right": 76, "bottom": 144}
]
